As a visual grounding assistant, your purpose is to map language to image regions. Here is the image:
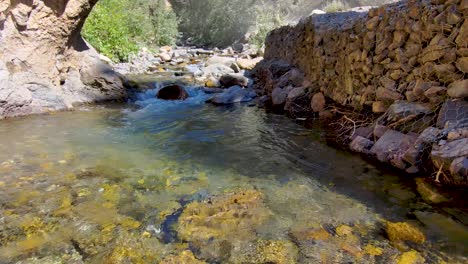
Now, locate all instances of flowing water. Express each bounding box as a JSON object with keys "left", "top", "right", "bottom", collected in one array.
[{"left": 0, "top": 83, "right": 467, "bottom": 263}]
